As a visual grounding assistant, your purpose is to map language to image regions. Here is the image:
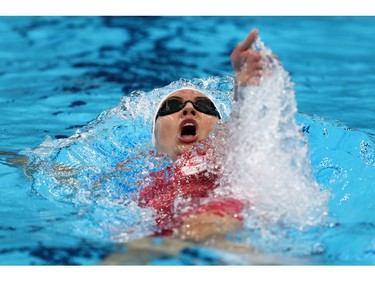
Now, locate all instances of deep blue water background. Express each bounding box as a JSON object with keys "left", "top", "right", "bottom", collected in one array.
[
  {"left": 1, "top": 16, "right": 374, "bottom": 153},
  {"left": 0, "top": 16, "right": 374, "bottom": 265}
]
